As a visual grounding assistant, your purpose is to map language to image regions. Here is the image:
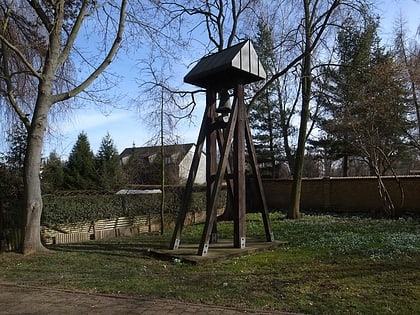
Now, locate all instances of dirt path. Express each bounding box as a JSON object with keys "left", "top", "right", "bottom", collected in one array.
[{"left": 0, "top": 282, "right": 302, "bottom": 315}]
